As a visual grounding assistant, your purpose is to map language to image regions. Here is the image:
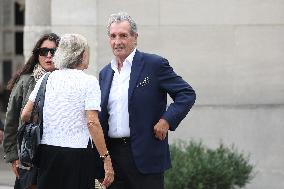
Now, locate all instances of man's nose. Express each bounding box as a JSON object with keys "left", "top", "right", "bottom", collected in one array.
[{"left": 113, "top": 37, "right": 122, "bottom": 44}]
